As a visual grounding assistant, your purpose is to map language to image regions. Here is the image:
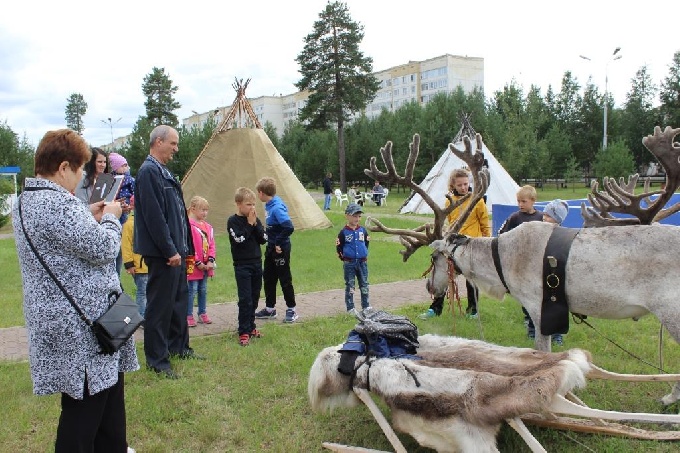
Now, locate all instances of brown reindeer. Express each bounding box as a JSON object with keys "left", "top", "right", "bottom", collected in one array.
[{"left": 365, "top": 126, "right": 680, "bottom": 407}]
